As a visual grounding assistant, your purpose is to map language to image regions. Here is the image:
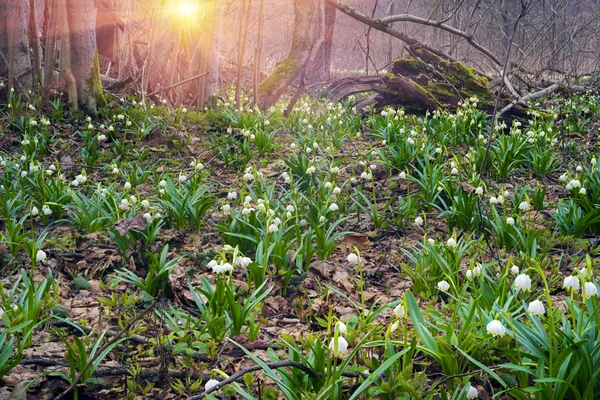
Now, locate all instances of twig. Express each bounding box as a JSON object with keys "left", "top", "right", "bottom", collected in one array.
[{"left": 147, "top": 72, "right": 209, "bottom": 97}]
